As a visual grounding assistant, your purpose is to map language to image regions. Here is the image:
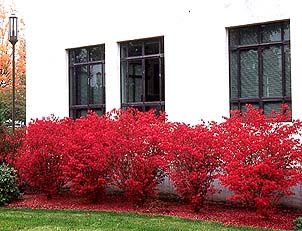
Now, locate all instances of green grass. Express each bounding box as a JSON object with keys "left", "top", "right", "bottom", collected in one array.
[{"left": 0, "top": 208, "right": 270, "bottom": 231}]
